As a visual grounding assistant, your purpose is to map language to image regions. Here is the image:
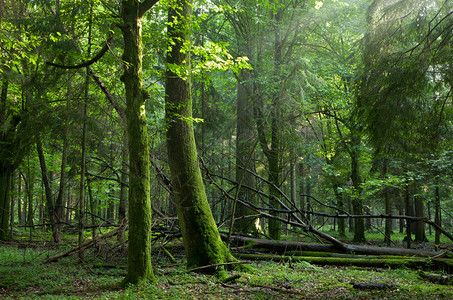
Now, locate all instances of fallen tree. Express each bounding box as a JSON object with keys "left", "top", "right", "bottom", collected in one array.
[
  {"left": 225, "top": 234, "right": 451, "bottom": 258},
  {"left": 235, "top": 253, "right": 453, "bottom": 273}
]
